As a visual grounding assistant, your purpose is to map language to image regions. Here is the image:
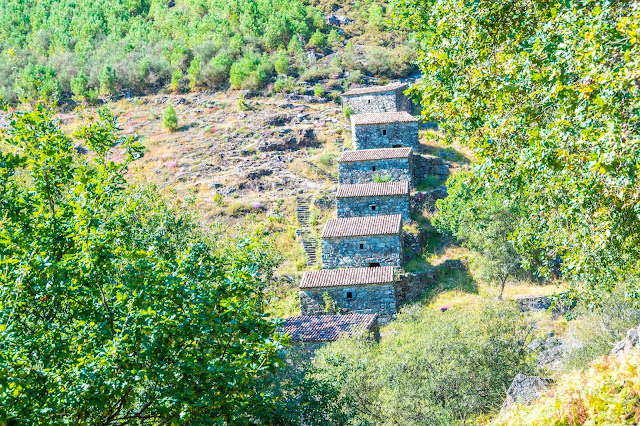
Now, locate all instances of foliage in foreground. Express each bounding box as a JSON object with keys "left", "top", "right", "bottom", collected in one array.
[
  {"left": 0, "top": 103, "right": 346, "bottom": 424},
  {"left": 312, "top": 300, "right": 536, "bottom": 425},
  {"left": 432, "top": 170, "right": 525, "bottom": 299},
  {"left": 494, "top": 350, "right": 640, "bottom": 425},
  {"left": 394, "top": 0, "right": 640, "bottom": 304}
]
